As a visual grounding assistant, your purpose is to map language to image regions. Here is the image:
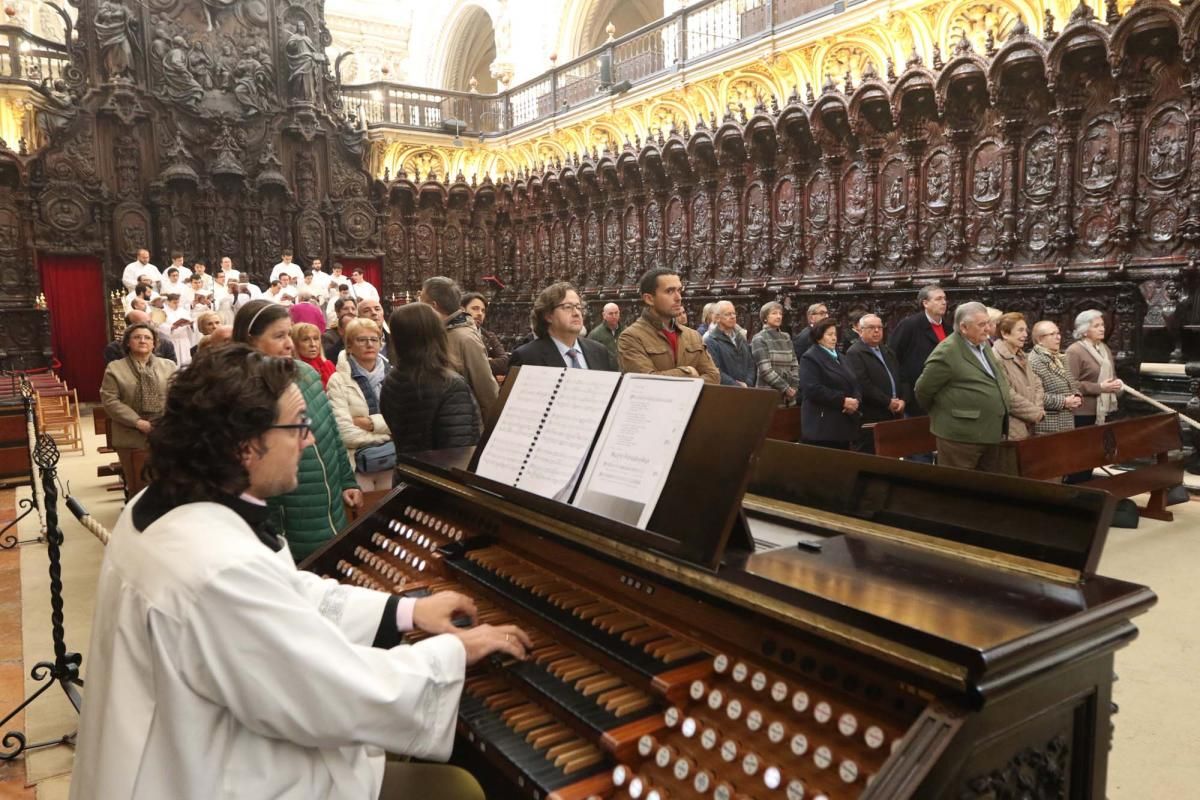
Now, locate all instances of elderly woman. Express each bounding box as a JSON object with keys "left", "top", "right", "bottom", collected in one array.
[
  {"left": 1066, "top": 309, "right": 1123, "bottom": 427},
  {"left": 100, "top": 322, "right": 177, "bottom": 491},
  {"left": 991, "top": 312, "right": 1044, "bottom": 440},
  {"left": 1065, "top": 309, "right": 1123, "bottom": 482},
  {"left": 750, "top": 301, "right": 800, "bottom": 406},
  {"left": 326, "top": 318, "right": 394, "bottom": 492},
  {"left": 799, "top": 318, "right": 862, "bottom": 450},
  {"left": 233, "top": 300, "right": 360, "bottom": 559},
  {"left": 189, "top": 310, "right": 222, "bottom": 360},
  {"left": 380, "top": 303, "right": 481, "bottom": 454},
  {"left": 1028, "top": 320, "right": 1083, "bottom": 435},
  {"left": 290, "top": 322, "right": 335, "bottom": 387}
]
